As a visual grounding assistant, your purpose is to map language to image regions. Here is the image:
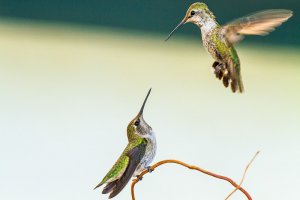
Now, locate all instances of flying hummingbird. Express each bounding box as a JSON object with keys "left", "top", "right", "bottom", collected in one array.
[
  {"left": 166, "top": 2, "right": 293, "bottom": 93},
  {"left": 94, "top": 89, "right": 156, "bottom": 199}
]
